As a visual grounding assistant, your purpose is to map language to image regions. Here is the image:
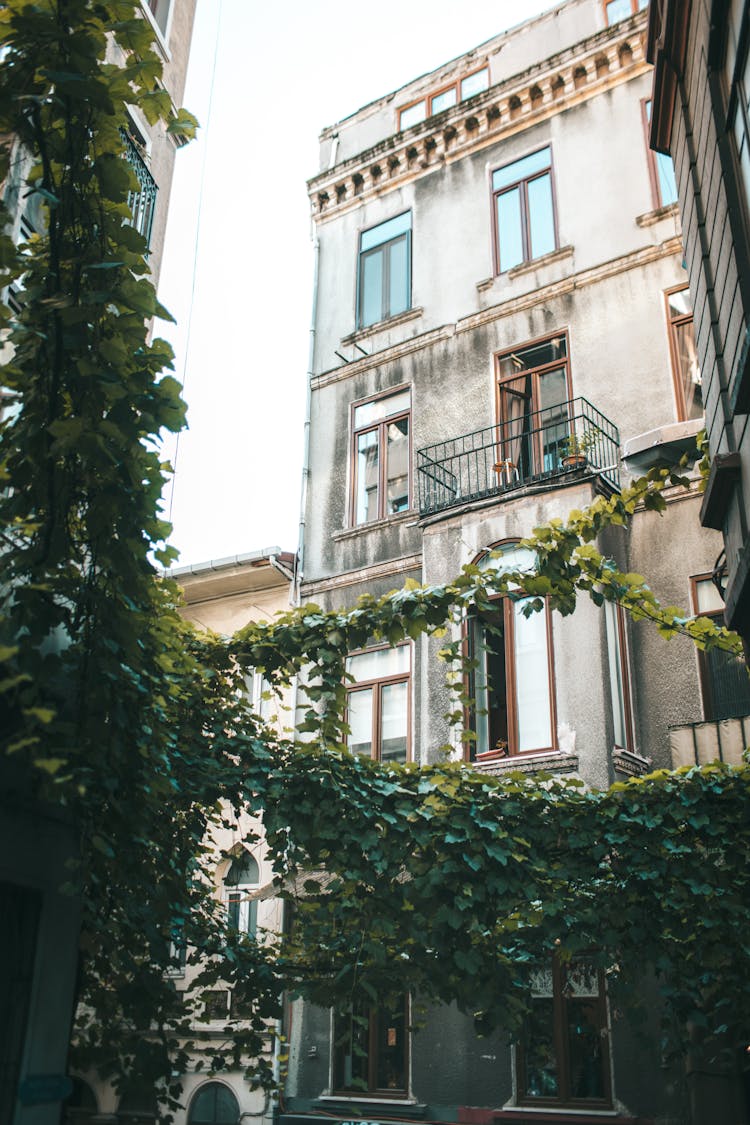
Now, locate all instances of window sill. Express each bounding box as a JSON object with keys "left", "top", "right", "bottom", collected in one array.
[
  {"left": 612, "top": 747, "right": 651, "bottom": 777},
  {"left": 470, "top": 750, "right": 578, "bottom": 776},
  {"left": 477, "top": 246, "right": 574, "bottom": 292},
  {"left": 333, "top": 509, "right": 416, "bottom": 542},
  {"left": 635, "top": 201, "right": 679, "bottom": 227},
  {"left": 342, "top": 307, "right": 424, "bottom": 347},
  {"left": 495, "top": 1112, "right": 638, "bottom": 1123},
  {"left": 317, "top": 1095, "right": 421, "bottom": 1108}
]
